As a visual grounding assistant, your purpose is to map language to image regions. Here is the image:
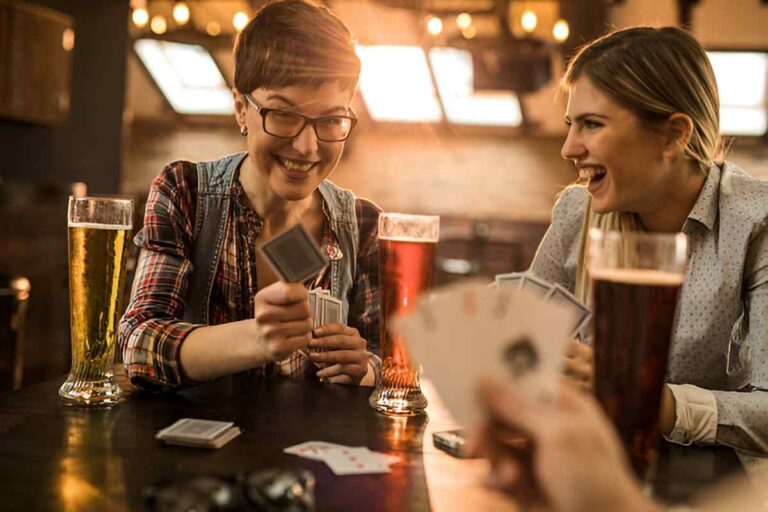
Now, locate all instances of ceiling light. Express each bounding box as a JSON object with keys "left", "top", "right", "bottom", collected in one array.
[
  {"left": 461, "top": 25, "right": 477, "bottom": 39},
  {"left": 150, "top": 15, "right": 167, "bottom": 35},
  {"left": 62, "top": 28, "right": 75, "bottom": 51},
  {"left": 134, "top": 39, "right": 234, "bottom": 115},
  {"left": 521, "top": 11, "right": 537, "bottom": 33},
  {"left": 553, "top": 19, "right": 569, "bottom": 43},
  {"left": 233, "top": 11, "right": 249, "bottom": 31},
  {"left": 206, "top": 21, "right": 221, "bottom": 37},
  {"left": 173, "top": 2, "right": 190, "bottom": 25},
  {"left": 132, "top": 8, "right": 149, "bottom": 28},
  {"left": 426, "top": 16, "right": 443, "bottom": 36},
  {"left": 456, "top": 13, "right": 472, "bottom": 30}
]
